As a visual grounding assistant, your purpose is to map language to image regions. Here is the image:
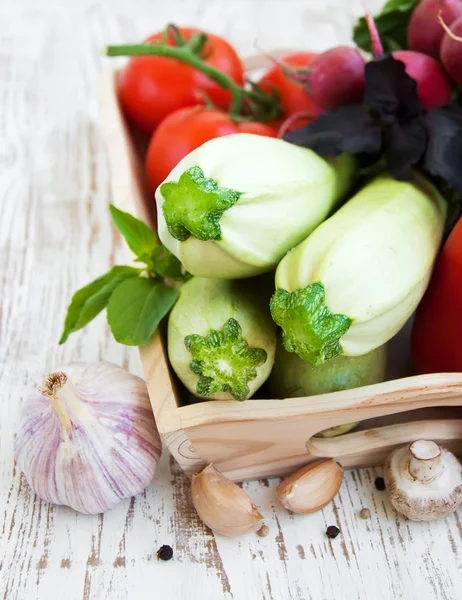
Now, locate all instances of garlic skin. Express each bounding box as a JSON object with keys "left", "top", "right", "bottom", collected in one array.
[
  {"left": 15, "top": 362, "right": 162, "bottom": 515},
  {"left": 277, "top": 459, "right": 343, "bottom": 514},
  {"left": 191, "top": 464, "right": 264, "bottom": 537}
]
